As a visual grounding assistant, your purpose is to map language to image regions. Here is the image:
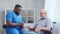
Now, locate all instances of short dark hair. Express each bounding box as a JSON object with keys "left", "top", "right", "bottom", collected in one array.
[{"left": 15, "top": 4, "right": 22, "bottom": 8}]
